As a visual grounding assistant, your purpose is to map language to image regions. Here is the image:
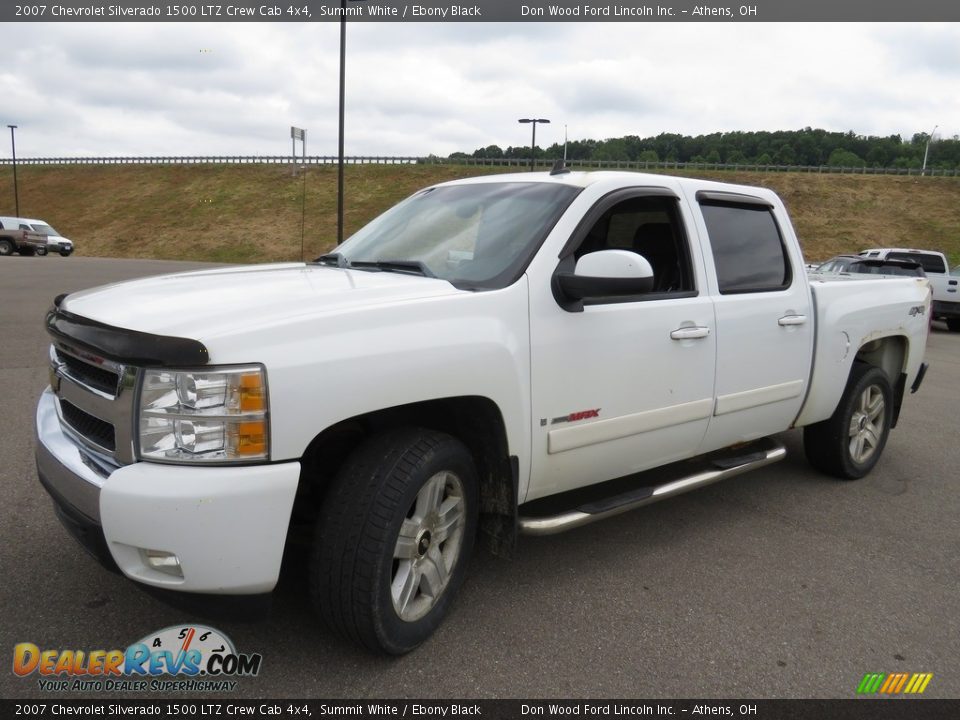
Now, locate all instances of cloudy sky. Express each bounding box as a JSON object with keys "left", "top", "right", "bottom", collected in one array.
[{"left": 2, "top": 22, "right": 958, "bottom": 158}]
